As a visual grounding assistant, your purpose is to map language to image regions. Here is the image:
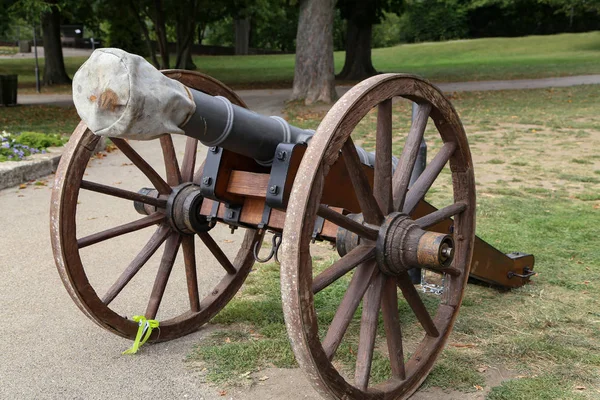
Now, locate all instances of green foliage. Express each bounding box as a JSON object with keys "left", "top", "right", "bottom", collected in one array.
[
  {"left": 204, "top": 0, "right": 299, "bottom": 52},
  {"left": 13, "top": 130, "right": 67, "bottom": 148},
  {"left": 9, "top": 0, "right": 54, "bottom": 23},
  {"left": 0, "top": 1, "right": 19, "bottom": 37},
  {"left": 399, "top": 0, "right": 469, "bottom": 43},
  {"left": 467, "top": 1, "right": 600, "bottom": 38},
  {"left": 372, "top": 12, "right": 402, "bottom": 48},
  {"left": 337, "top": 0, "right": 404, "bottom": 27},
  {"left": 0, "top": 130, "right": 66, "bottom": 162},
  {"left": 100, "top": 0, "right": 147, "bottom": 56}
]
